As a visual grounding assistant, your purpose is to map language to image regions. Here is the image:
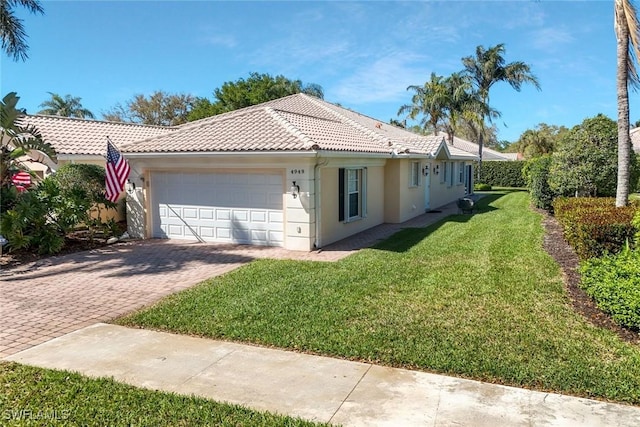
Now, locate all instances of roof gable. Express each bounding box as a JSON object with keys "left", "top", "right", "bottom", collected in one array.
[{"left": 122, "top": 94, "right": 470, "bottom": 157}]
